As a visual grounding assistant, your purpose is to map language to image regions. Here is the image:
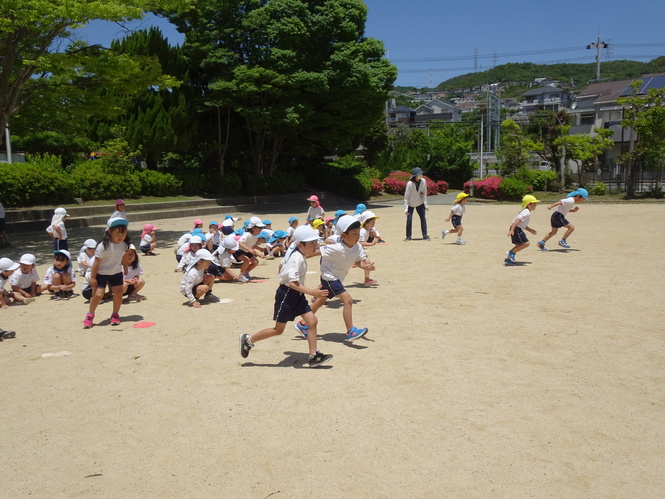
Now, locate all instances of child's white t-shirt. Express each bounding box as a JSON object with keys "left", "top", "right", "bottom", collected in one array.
[
  {"left": 451, "top": 204, "right": 466, "bottom": 216},
  {"left": 124, "top": 263, "right": 143, "bottom": 280},
  {"left": 279, "top": 248, "right": 308, "bottom": 286},
  {"left": 319, "top": 241, "right": 366, "bottom": 282},
  {"left": 140, "top": 233, "right": 153, "bottom": 247},
  {"left": 54, "top": 221, "right": 67, "bottom": 240},
  {"left": 112, "top": 210, "right": 128, "bottom": 220},
  {"left": 180, "top": 265, "right": 204, "bottom": 303},
  {"left": 44, "top": 265, "right": 77, "bottom": 285},
  {"left": 286, "top": 226, "right": 296, "bottom": 238},
  {"left": 206, "top": 231, "right": 222, "bottom": 247},
  {"left": 307, "top": 206, "right": 325, "bottom": 221},
  {"left": 95, "top": 241, "right": 127, "bottom": 275},
  {"left": 555, "top": 197, "right": 576, "bottom": 215},
  {"left": 77, "top": 250, "right": 94, "bottom": 276},
  {"left": 239, "top": 231, "right": 258, "bottom": 249},
  {"left": 212, "top": 248, "right": 234, "bottom": 269},
  {"left": 177, "top": 233, "right": 192, "bottom": 248},
  {"left": 10, "top": 268, "right": 39, "bottom": 289},
  {"left": 512, "top": 208, "right": 532, "bottom": 230},
  {"left": 177, "top": 251, "right": 196, "bottom": 270}
]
